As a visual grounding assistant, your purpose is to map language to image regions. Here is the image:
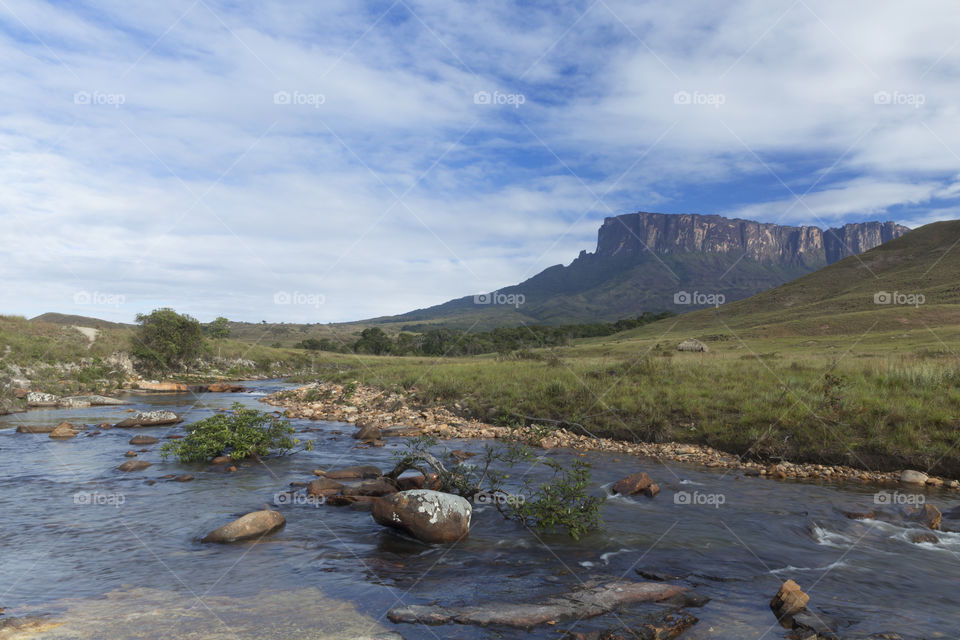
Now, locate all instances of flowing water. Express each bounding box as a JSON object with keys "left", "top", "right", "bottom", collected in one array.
[{"left": 1, "top": 380, "right": 957, "bottom": 639}]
